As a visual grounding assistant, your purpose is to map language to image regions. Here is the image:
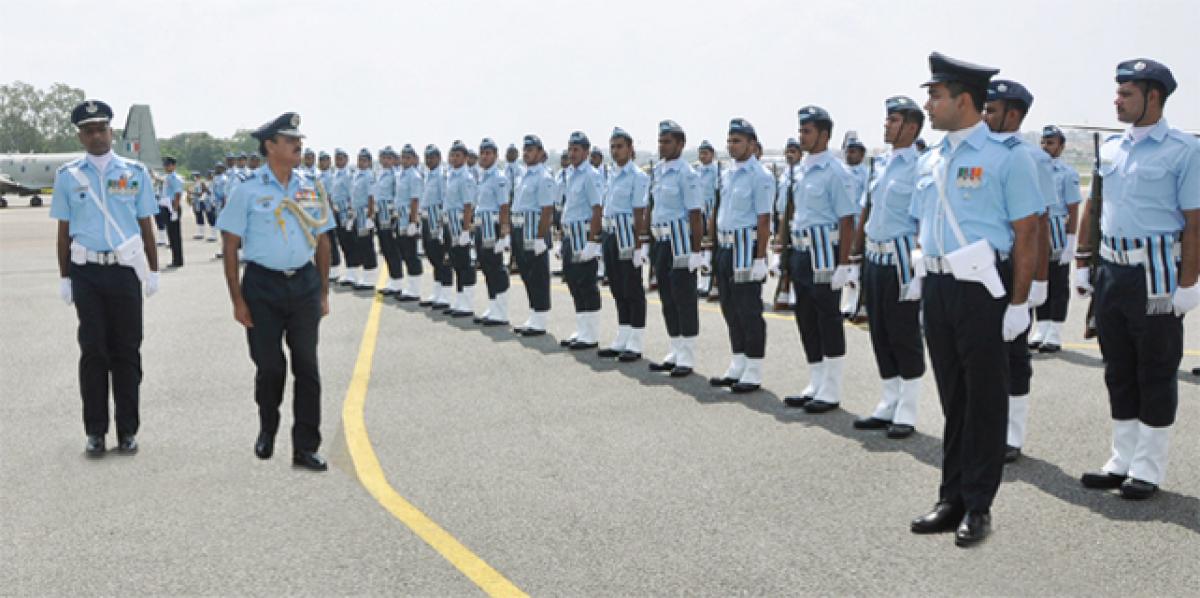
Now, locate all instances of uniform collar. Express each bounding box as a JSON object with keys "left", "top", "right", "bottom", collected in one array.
[
  {"left": 615, "top": 160, "right": 637, "bottom": 176},
  {"left": 889, "top": 146, "right": 917, "bottom": 164},
  {"left": 941, "top": 120, "right": 989, "bottom": 153},
  {"left": 733, "top": 154, "right": 761, "bottom": 172},
  {"left": 659, "top": 157, "right": 684, "bottom": 173},
  {"left": 258, "top": 165, "right": 293, "bottom": 192},
  {"left": 525, "top": 163, "right": 545, "bottom": 175},
  {"left": 83, "top": 150, "right": 121, "bottom": 174},
  {"left": 800, "top": 150, "right": 832, "bottom": 171},
  {"left": 1124, "top": 118, "right": 1169, "bottom": 144}
]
